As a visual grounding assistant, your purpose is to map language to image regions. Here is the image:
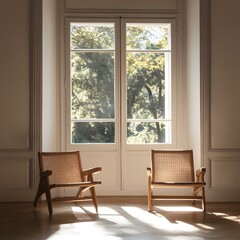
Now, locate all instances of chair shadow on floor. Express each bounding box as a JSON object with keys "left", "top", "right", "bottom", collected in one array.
[{"left": 149, "top": 201, "right": 240, "bottom": 235}]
